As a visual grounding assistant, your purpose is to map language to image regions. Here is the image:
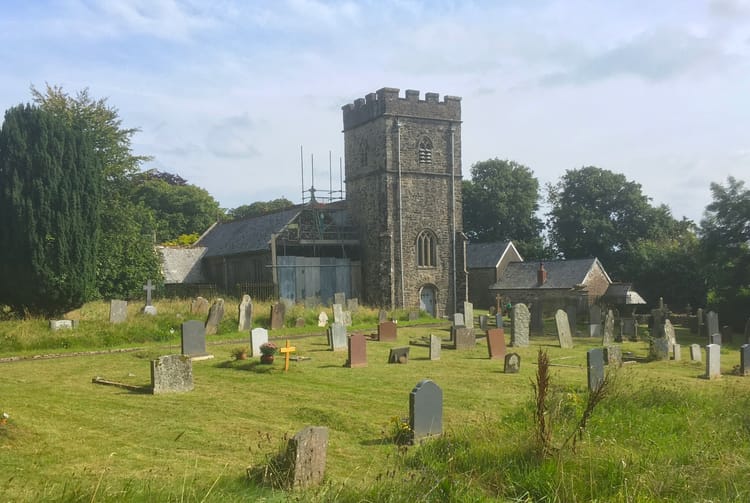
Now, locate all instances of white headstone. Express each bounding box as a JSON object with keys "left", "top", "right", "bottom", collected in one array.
[{"left": 250, "top": 328, "right": 269, "bottom": 357}]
